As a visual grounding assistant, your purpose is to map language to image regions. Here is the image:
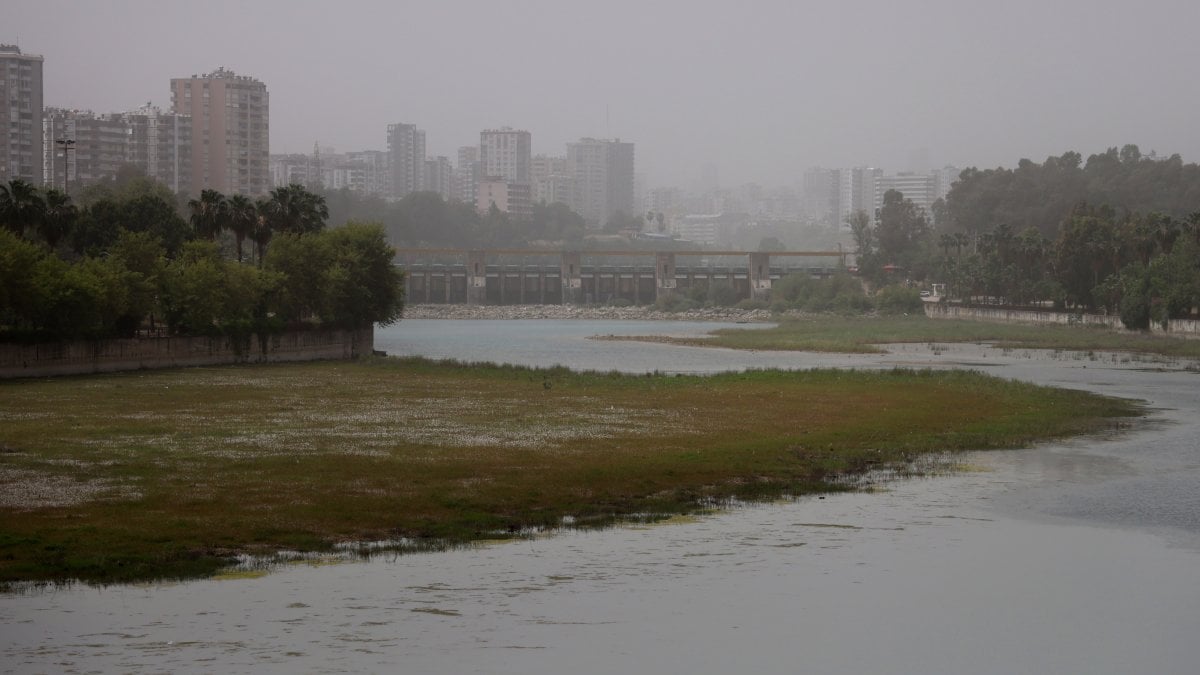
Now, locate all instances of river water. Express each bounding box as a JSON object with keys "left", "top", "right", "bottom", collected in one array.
[{"left": 3, "top": 319, "right": 1199, "bottom": 674}]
